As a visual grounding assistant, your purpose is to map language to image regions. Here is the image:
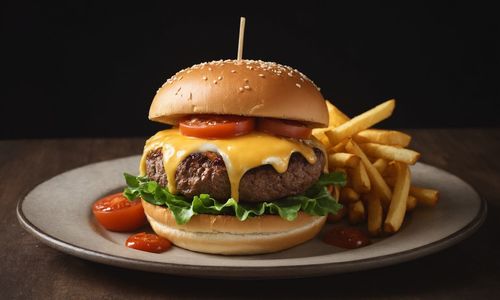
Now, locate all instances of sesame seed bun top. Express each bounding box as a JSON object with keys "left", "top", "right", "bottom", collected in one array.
[{"left": 149, "top": 59, "right": 329, "bottom": 127}]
